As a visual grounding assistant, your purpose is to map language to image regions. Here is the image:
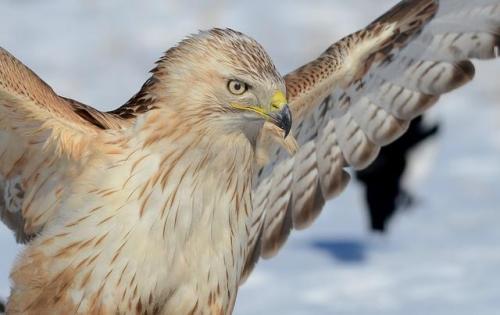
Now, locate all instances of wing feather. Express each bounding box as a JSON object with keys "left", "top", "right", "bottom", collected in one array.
[
  {"left": 242, "top": 0, "right": 500, "bottom": 283},
  {"left": 0, "top": 47, "right": 129, "bottom": 242}
]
